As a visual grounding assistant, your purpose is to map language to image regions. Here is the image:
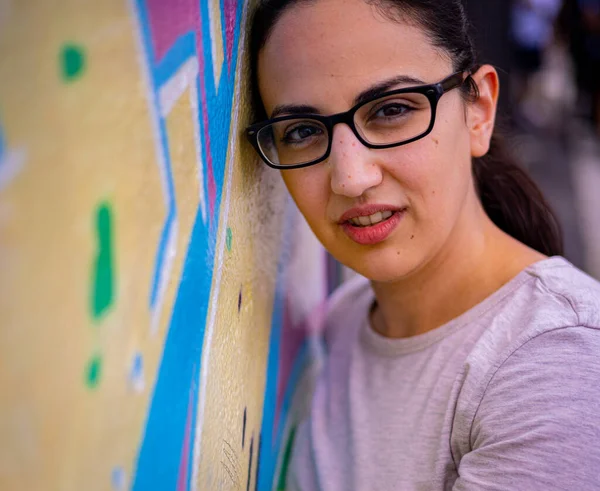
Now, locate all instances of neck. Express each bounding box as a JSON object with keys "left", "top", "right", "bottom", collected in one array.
[{"left": 370, "top": 192, "right": 546, "bottom": 339}]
